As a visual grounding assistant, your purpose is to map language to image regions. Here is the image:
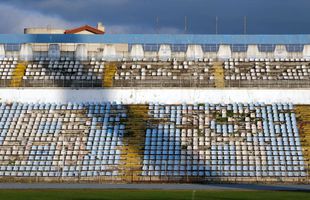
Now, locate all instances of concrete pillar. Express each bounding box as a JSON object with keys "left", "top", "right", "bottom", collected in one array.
[
  {"left": 303, "top": 45, "right": 310, "bottom": 59},
  {"left": 217, "top": 45, "right": 231, "bottom": 60},
  {"left": 158, "top": 45, "right": 171, "bottom": 61},
  {"left": 130, "top": 44, "right": 144, "bottom": 60},
  {"left": 75, "top": 44, "right": 88, "bottom": 61},
  {"left": 246, "top": 45, "right": 261, "bottom": 59},
  {"left": 186, "top": 45, "right": 203, "bottom": 60},
  {"left": 274, "top": 45, "right": 288, "bottom": 59},
  {"left": 20, "top": 44, "right": 33, "bottom": 61},
  {"left": 0, "top": 44, "right": 5, "bottom": 59},
  {"left": 48, "top": 44, "right": 60, "bottom": 59},
  {"left": 102, "top": 44, "right": 118, "bottom": 61}
]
